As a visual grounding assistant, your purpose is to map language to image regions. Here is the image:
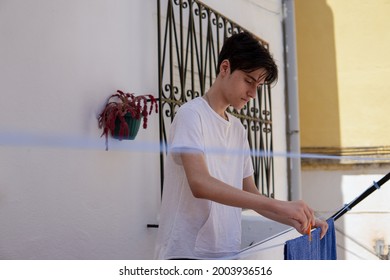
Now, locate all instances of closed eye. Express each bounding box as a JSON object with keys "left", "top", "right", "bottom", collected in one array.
[{"left": 246, "top": 79, "right": 263, "bottom": 89}]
